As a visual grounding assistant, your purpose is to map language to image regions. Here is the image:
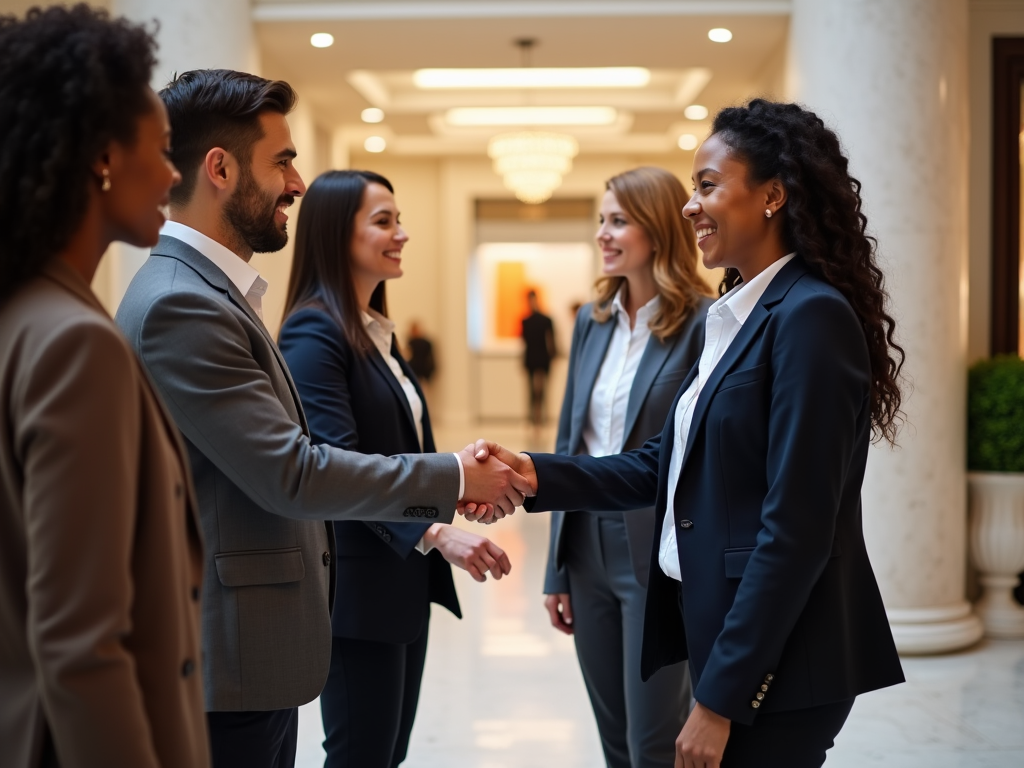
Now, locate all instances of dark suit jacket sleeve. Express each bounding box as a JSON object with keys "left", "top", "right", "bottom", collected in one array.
[
  {"left": 279, "top": 309, "right": 429, "bottom": 559},
  {"left": 16, "top": 318, "right": 161, "bottom": 767},
  {"left": 542, "top": 307, "right": 589, "bottom": 594},
  {"left": 695, "top": 291, "right": 871, "bottom": 723},
  {"left": 526, "top": 431, "right": 662, "bottom": 515}
]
